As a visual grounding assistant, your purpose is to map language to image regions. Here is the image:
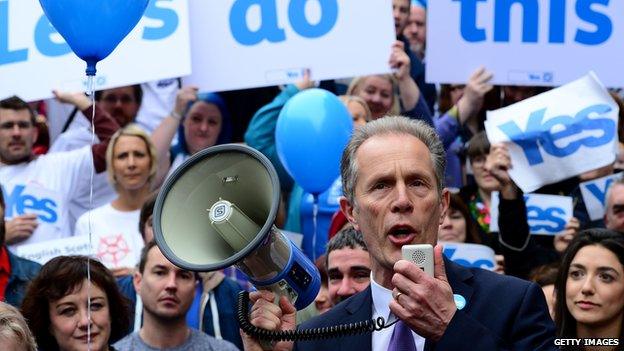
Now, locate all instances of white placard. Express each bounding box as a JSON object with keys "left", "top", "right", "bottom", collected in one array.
[
  {"left": 183, "top": 0, "right": 395, "bottom": 92},
  {"left": 485, "top": 72, "right": 619, "bottom": 193},
  {"left": 579, "top": 172, "right": 624, "bottom": 221},
  {"left": 441, "top": 242, "right": 496, "bottom": 271},
  {"left": 426, "top": 1, "right": 624, "bottom": 87},
  {"left": 0, "top": 0, "right": 191, "bottom": 102},
  {"left": 15, "top": 235, "right": 91, "bottom": 265},
  {"left": 490, "top": 192, "right": 573, "bottom": 236}
]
